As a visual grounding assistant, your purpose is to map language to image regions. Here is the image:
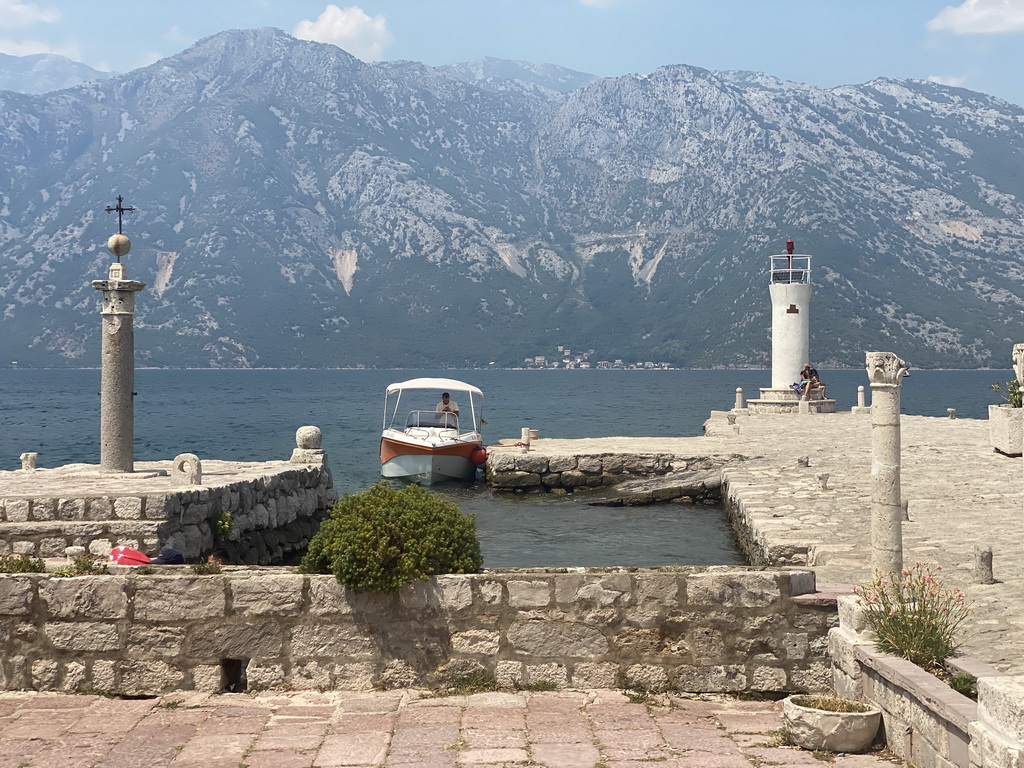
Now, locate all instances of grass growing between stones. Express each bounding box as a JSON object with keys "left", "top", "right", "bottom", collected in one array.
[
  {"left": 51, "top": 554, "right": 108, "bottom": 577},
  {"left": 0, "top": 554, "right": 46, "bottom": 573}
]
